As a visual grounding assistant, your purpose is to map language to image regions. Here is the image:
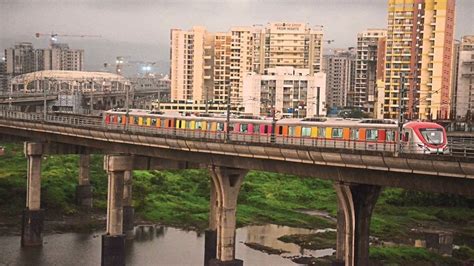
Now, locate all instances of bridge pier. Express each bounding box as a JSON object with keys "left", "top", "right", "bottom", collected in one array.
[
  {"left": 208, "top": 166, "right": 248, "bottom": 266},
  {"left": 122, "top": 170, "right": 134, "bottom": 239},
  {"left": 22, "top": 142, "right": 44, "bottom": 247},
  {"left": 102, "top": 155, "right": 132, "bottom": 266},
  {"left": 204, "top": 176, "right": 218, "bottom": 266},
  {"left": 334, "top": 182, "right": 381, "bottom": 266},
  {"left": 76, "top": 154, "right": 93, "bottom": 208}
]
